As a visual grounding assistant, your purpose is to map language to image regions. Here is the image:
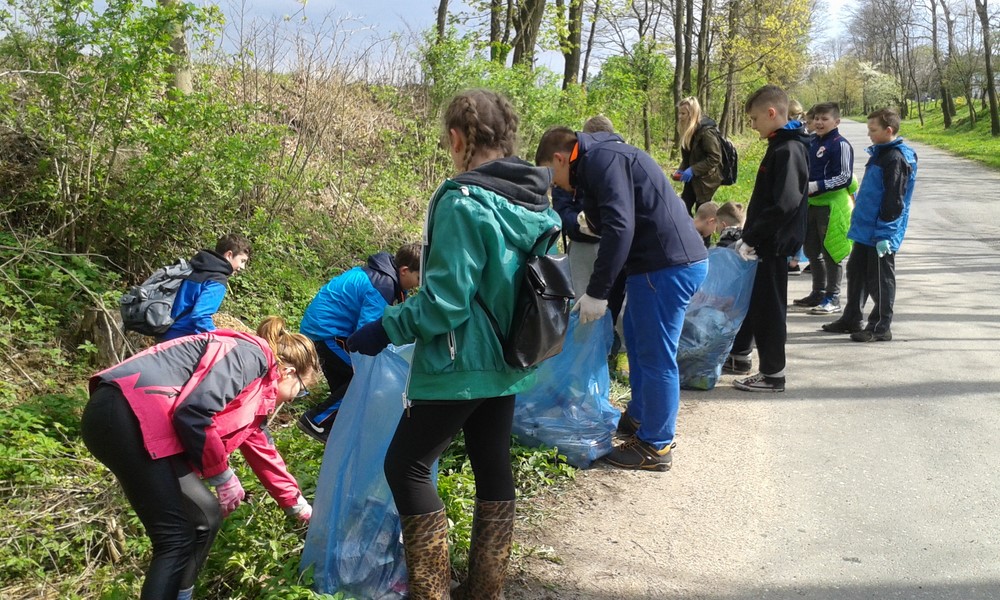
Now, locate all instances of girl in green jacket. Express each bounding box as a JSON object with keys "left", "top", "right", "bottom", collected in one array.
[{"left": 347, "top": 89, "right": 560, "bottom": 600}]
